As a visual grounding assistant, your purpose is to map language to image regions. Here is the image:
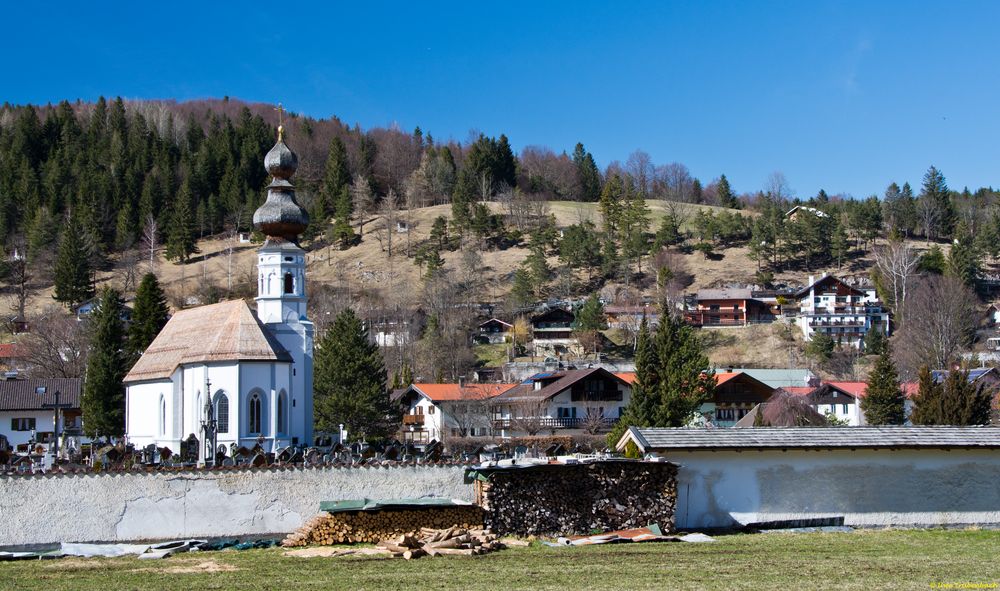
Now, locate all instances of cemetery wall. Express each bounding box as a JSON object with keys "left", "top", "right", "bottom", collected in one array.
[{"left": 0, "top": 463, "right": 470, "bottom": 546}]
